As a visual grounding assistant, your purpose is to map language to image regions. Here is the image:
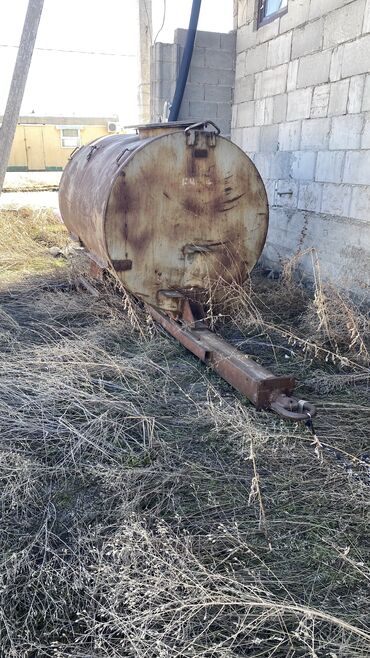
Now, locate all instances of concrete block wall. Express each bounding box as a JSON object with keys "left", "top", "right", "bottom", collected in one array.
[
  {"left": 151, "top": 29, "right": 236, "bottom": 136},
  {"left": 232, "top": 0, "right": 370, "bottom": 294}
]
